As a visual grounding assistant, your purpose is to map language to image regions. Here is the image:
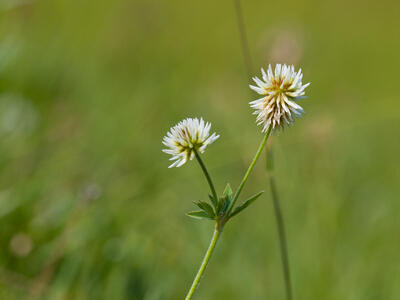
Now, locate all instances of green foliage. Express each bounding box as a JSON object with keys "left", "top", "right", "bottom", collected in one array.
[
  {"left": 208, "top": 194, "right": 218, "bottom": 208},
  {"left": 215, "top": 183, "right": 232, "bottom": 216},
  {"left": 190, "top": 183, "right": 233, "bottom": 220},
  {"left": 223, "top": 183, "right": 233, "bottom": 199},
  {"left": 230, "top": 191, "right": 264, "bottom": 218},
  {"left": 186, "top": 210, "right": 214, "bottom": 220},
  {"left": 193, "top": 201, "right": 215, "bottom": 217}
]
